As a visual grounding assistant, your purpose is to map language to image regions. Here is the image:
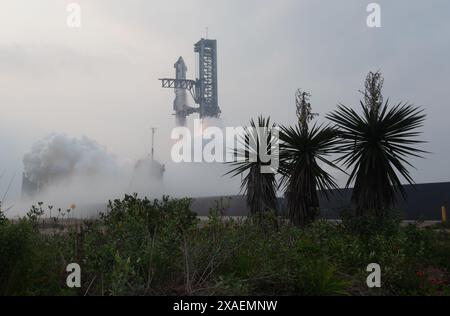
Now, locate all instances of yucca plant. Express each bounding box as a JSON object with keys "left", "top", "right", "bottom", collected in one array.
[
  {"left": 327, "top": 72, "right": 427, "bottom": 216},
  {"left": 279, "top": 90, "right": 342, "bottom": 227},
  {"left": 226, "top": 116, "right": 278, "bottom": 220}
]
